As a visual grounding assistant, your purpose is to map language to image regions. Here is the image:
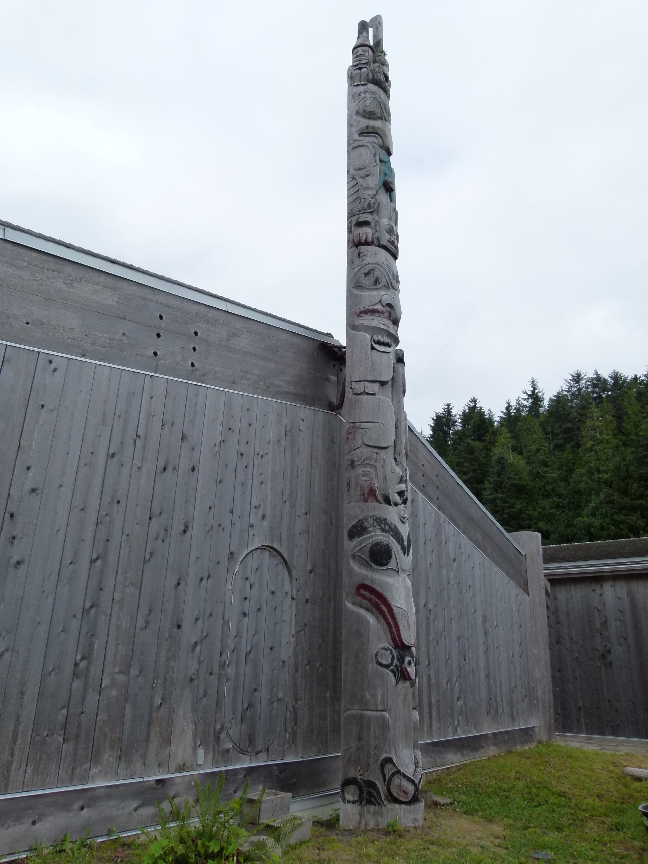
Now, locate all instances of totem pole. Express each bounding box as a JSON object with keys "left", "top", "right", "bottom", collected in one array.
[{"left": 340, "top": 16, "right": 424, "bottom": 829}]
